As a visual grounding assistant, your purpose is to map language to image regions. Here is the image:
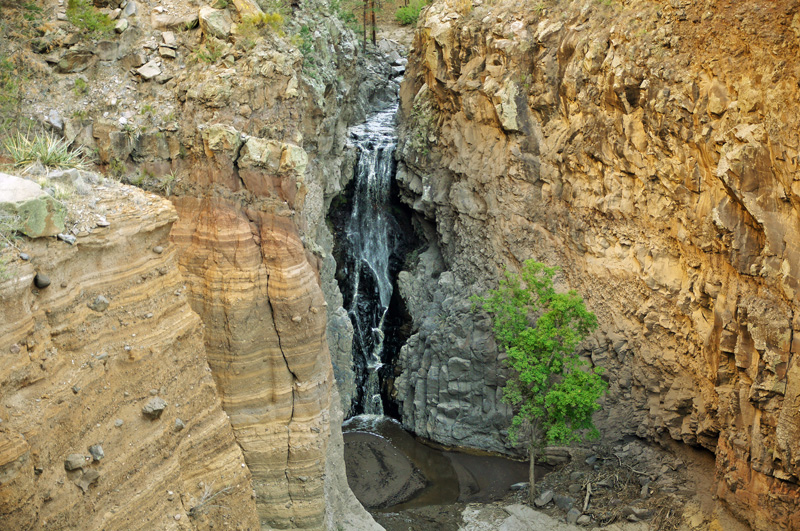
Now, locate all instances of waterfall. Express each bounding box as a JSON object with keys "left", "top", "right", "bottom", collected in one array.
[{"left": 343, "top": 104, "right": 399, "bottom": 415}]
